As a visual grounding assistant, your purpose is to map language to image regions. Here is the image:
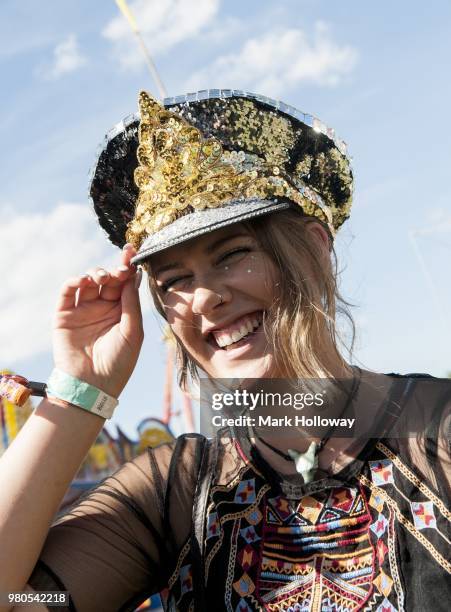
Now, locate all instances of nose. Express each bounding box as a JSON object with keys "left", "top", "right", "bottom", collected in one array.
[{"left": 191, "top": 286, "right": 227, "bottom": 315}]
